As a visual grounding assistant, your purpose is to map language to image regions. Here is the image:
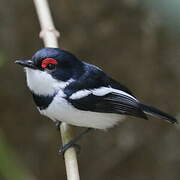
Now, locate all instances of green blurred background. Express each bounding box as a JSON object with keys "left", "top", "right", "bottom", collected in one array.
[{"left": 1, "top": 0, "right": 180, "bottom": 179}]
